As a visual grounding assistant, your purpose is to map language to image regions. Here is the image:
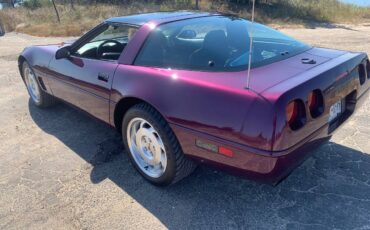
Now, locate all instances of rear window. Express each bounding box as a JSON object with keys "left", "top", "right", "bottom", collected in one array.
[{"left": 134, "top": 16, "right": 310, "bottom": 71}]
